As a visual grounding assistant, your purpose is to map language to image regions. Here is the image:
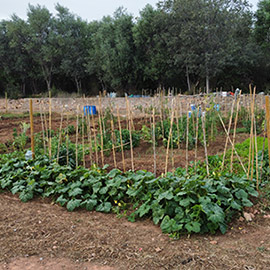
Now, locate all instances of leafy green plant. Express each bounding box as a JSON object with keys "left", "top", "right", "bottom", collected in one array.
[{"left": 0, "top": 150, "right": 259, "bottom": 236}]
